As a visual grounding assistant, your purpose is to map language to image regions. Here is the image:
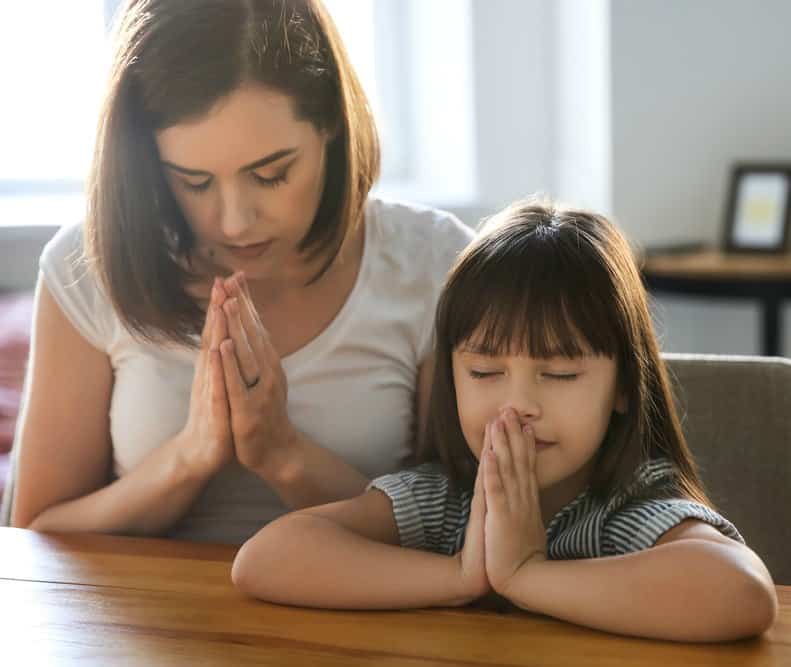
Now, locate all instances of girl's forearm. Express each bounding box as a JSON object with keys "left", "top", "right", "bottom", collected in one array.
[
  {"left": 27, "top": 433, "right": 212, "bottom": 536},
  {"left": 249, "top": 431, "right": 370, "bottom": 509},
  {"left": 232, "top": 513, "right": 474, "bottom": 609},
  {"left": 500, "top": 540, "right": 778, "bottom": 642}
]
